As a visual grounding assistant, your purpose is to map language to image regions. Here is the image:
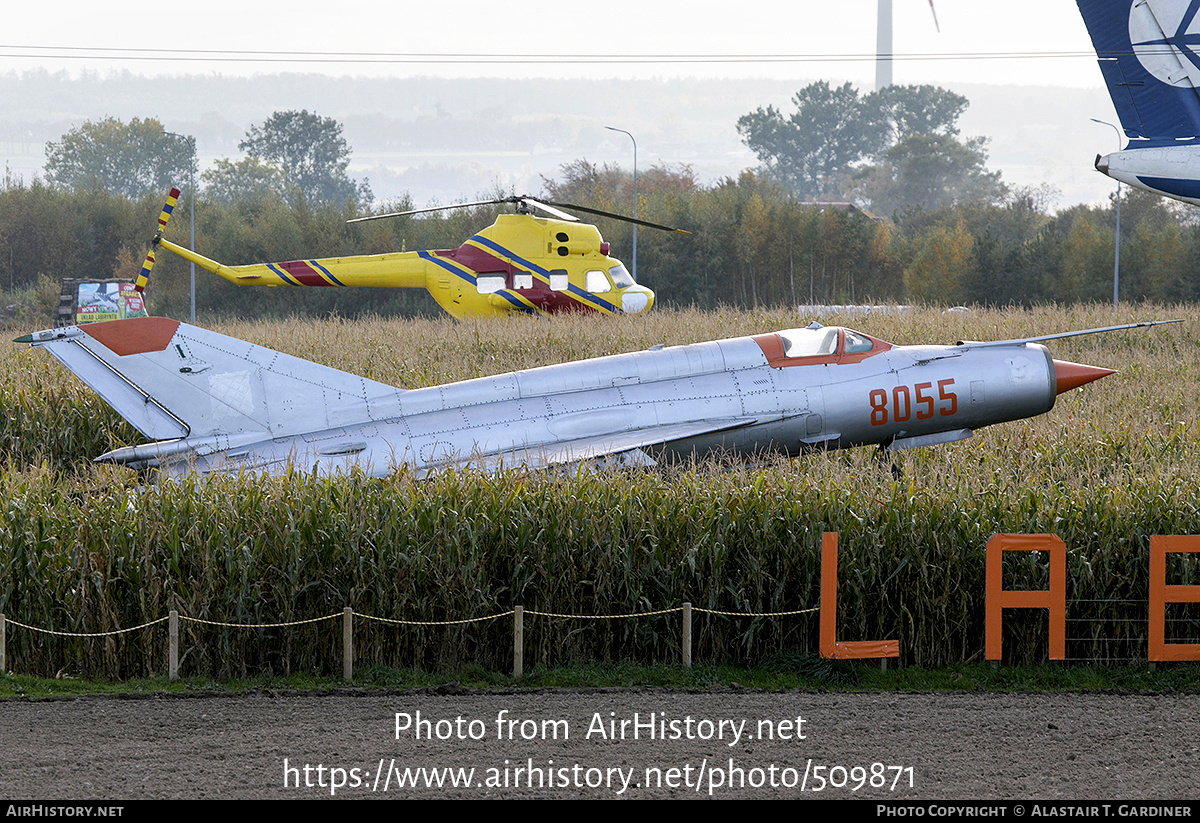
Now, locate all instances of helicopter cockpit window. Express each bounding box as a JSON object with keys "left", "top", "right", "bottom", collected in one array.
[
  {"left": 585, "top": 270, "right": 611, "bottom": 293},
  {"left": 777, "top": 327, "right": 840, "bottom": 358},
  {"left": 513, "top": 272, "right": 534, "bottom": 290},
  {"left": 549, "top": 270, "right": 569, "bottom": 291},
  {"left": 476, "top": 275, "right": 505, "bottom": 294},
  {"left": 844, "top": 330, "right": 874, "bottom": 353},
  {"left": 608, "top": 264, "right": 634, "bottom": 289}
]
